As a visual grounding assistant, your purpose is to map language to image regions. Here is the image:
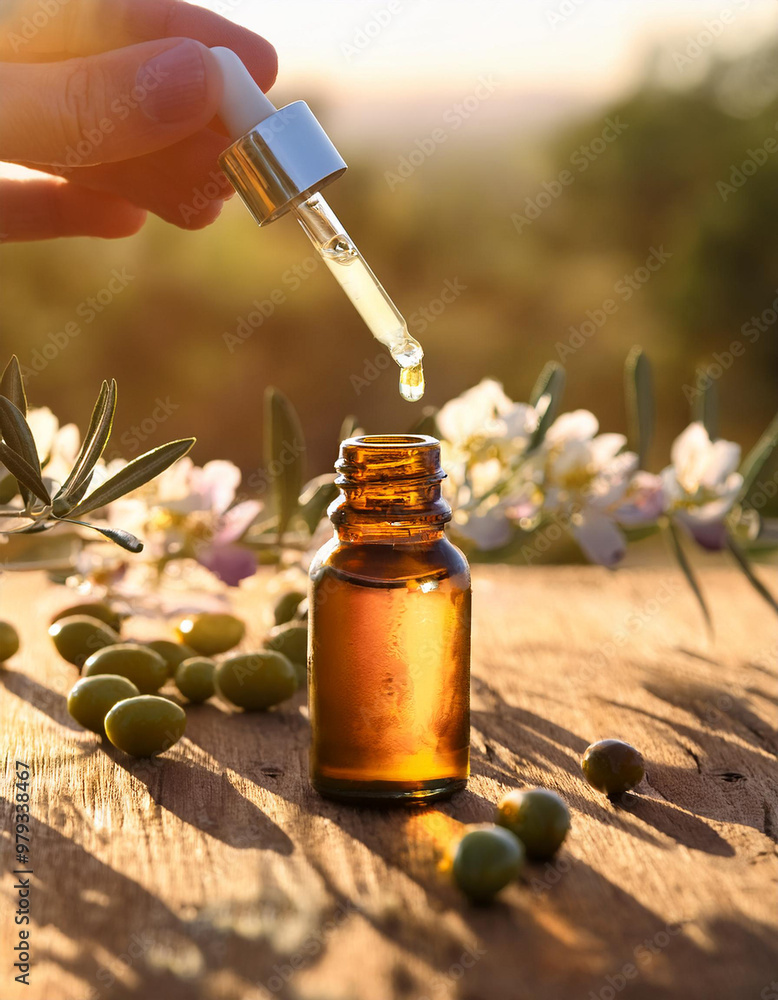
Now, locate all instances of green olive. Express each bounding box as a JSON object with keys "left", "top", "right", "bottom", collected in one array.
[
  {"left": 263, "top": 623, "right": 308, "bottom": 686},
  {"left": 49, "top": 615, "right": 120, "bottom": 668},
  {"left": 83, "top": 644, "right": 167, "bottom": 694},
  {"left": 51, "top": 601, "right": 123, "bottom": 634},
  {"left": 175, "top": 613, "right": 245, "bottom": 656},
  {"left": 496, "top": 788, "right": 571, "bottom": 860},
  {"left": 216, "top": 651, "right": 297, "bottom": 711},
  {"left": 104, "top": 695, "right": 186, "bottom": 757},
  {"left": 273, "top": 590, "right": 306, "bottom": 626},
  {"left": 581, "top": 739, "right": 645, "bottom": 797},
  {"left": 451, "top": 825, "right": 525, "bottom": 903},
  {"left": 67, "top": 675, "right": 140, "bottom": 734},
  {"left": 146, "top": 639, "right": 197, "bottom": 677},
  {"left": 175, "top": 657, "right": 216, "bottom": 703},
  {"left": 0, "top": 620, "right": 20, "bottom": 662}
]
